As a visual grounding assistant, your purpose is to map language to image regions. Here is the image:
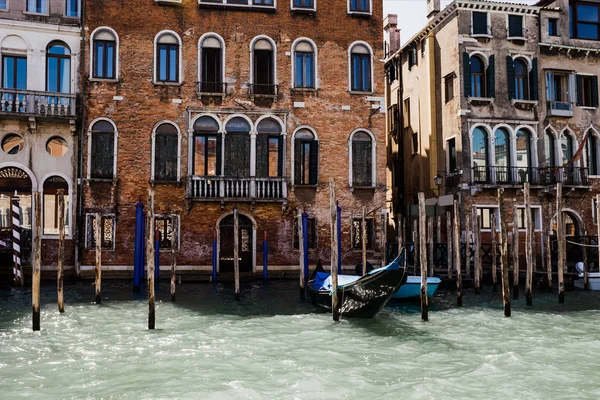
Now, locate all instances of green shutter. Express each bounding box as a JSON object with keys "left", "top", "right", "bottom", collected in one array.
[
  {"left": 463, "top": 52, "right": 471, "bottom": 96},
  {"left": 530, "top": 58, "right": 538, "bottom": 101},
  {"left": 592, "top": 76, "right": 599, "bottom": 107},
  {"left": 506, "top": 56, "right": 515, "bottom": 100},
  {"left": 309, "top": 141, "right": 319, "bottom": 185},
  {"left": 277, "top": 137, "right": 283, "bottom": 177},
  {"left": 487, "top": 55, "right": 495, "bottom": 98},
  {"left": 576, "top": 75, "right": 583, "bottom": 106}
]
